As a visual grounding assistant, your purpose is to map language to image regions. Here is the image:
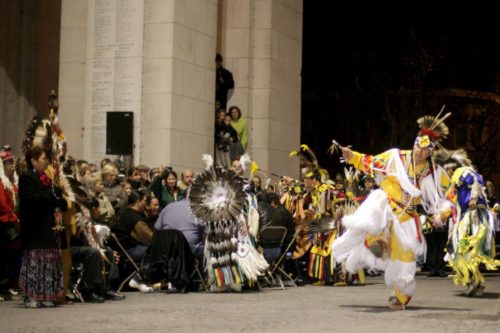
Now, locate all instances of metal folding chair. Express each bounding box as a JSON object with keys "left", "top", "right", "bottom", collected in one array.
[
  {"left": 69, "top": 262, "right": 85, "bottom": 303},
  {"left": 109, "top": 232, "right": 142, "bottom": 293},
  {"left": 188, "top": 258, "right": 209, "bottom": 291},
  {"left": 259, "top": 226, "right": 298, "bottom": 289}
]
